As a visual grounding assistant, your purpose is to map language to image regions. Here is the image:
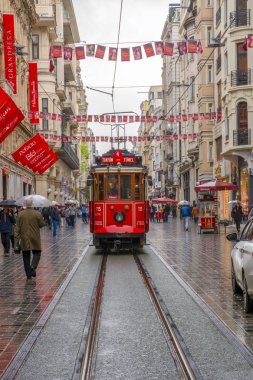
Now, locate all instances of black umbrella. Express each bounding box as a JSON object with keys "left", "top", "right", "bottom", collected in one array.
[{"left": 0, "top": 199, "right": 17, "bottom": 207}]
